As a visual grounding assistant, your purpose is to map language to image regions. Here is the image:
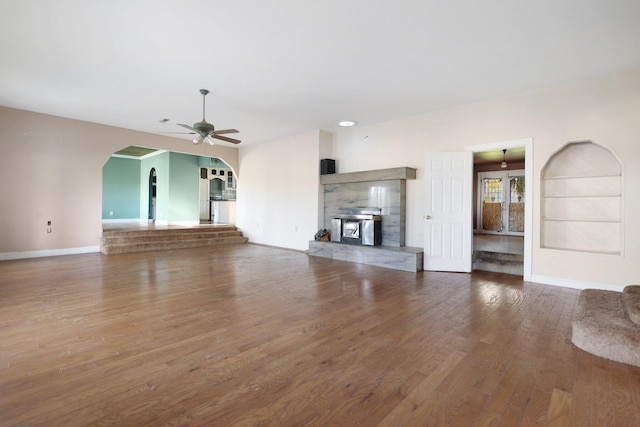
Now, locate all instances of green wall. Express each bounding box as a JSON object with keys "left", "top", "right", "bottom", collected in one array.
[
  {"left": 102, "top": 157, "right": 141, "bottom": 219},
  {"left": 140, "top": 152, "right": 170, "bottom": 222},
  {"left": 168, "top": 152, "right": 199, "bottom": 222}
]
